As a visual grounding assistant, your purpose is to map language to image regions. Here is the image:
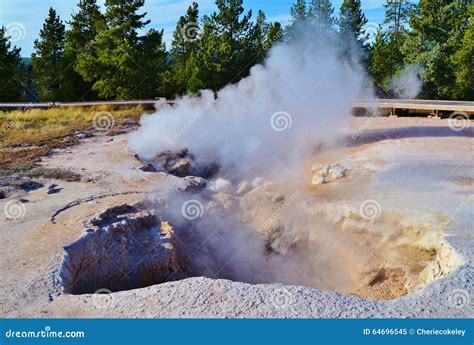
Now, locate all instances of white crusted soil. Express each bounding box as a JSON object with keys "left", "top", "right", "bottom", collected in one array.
[{"left": 0, "top": 117, "right": 472, "bottom": 318}]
